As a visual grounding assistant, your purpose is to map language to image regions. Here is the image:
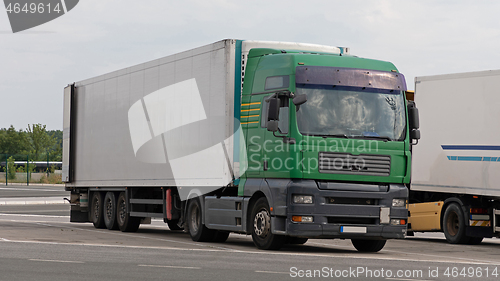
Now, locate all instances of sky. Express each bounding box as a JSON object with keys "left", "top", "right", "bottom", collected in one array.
[{"left": 1, "top": 0, "right": 499, "bottom": 130}]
